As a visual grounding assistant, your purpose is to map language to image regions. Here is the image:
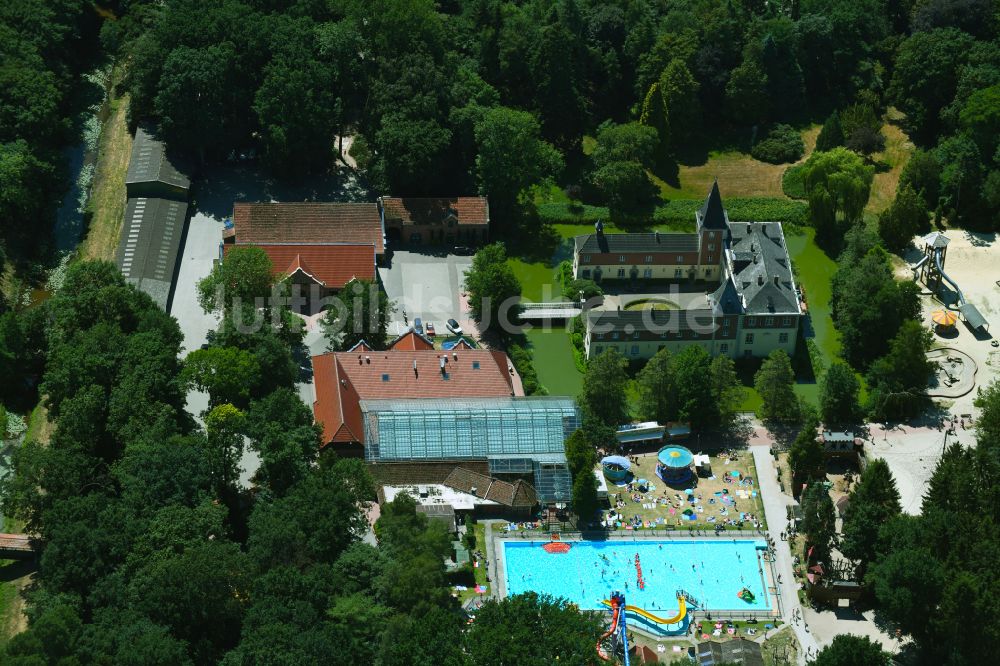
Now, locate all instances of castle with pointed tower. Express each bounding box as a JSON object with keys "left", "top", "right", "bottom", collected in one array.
[{"left": 572, "top": 182, "right": 804, "bottom": 361}]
